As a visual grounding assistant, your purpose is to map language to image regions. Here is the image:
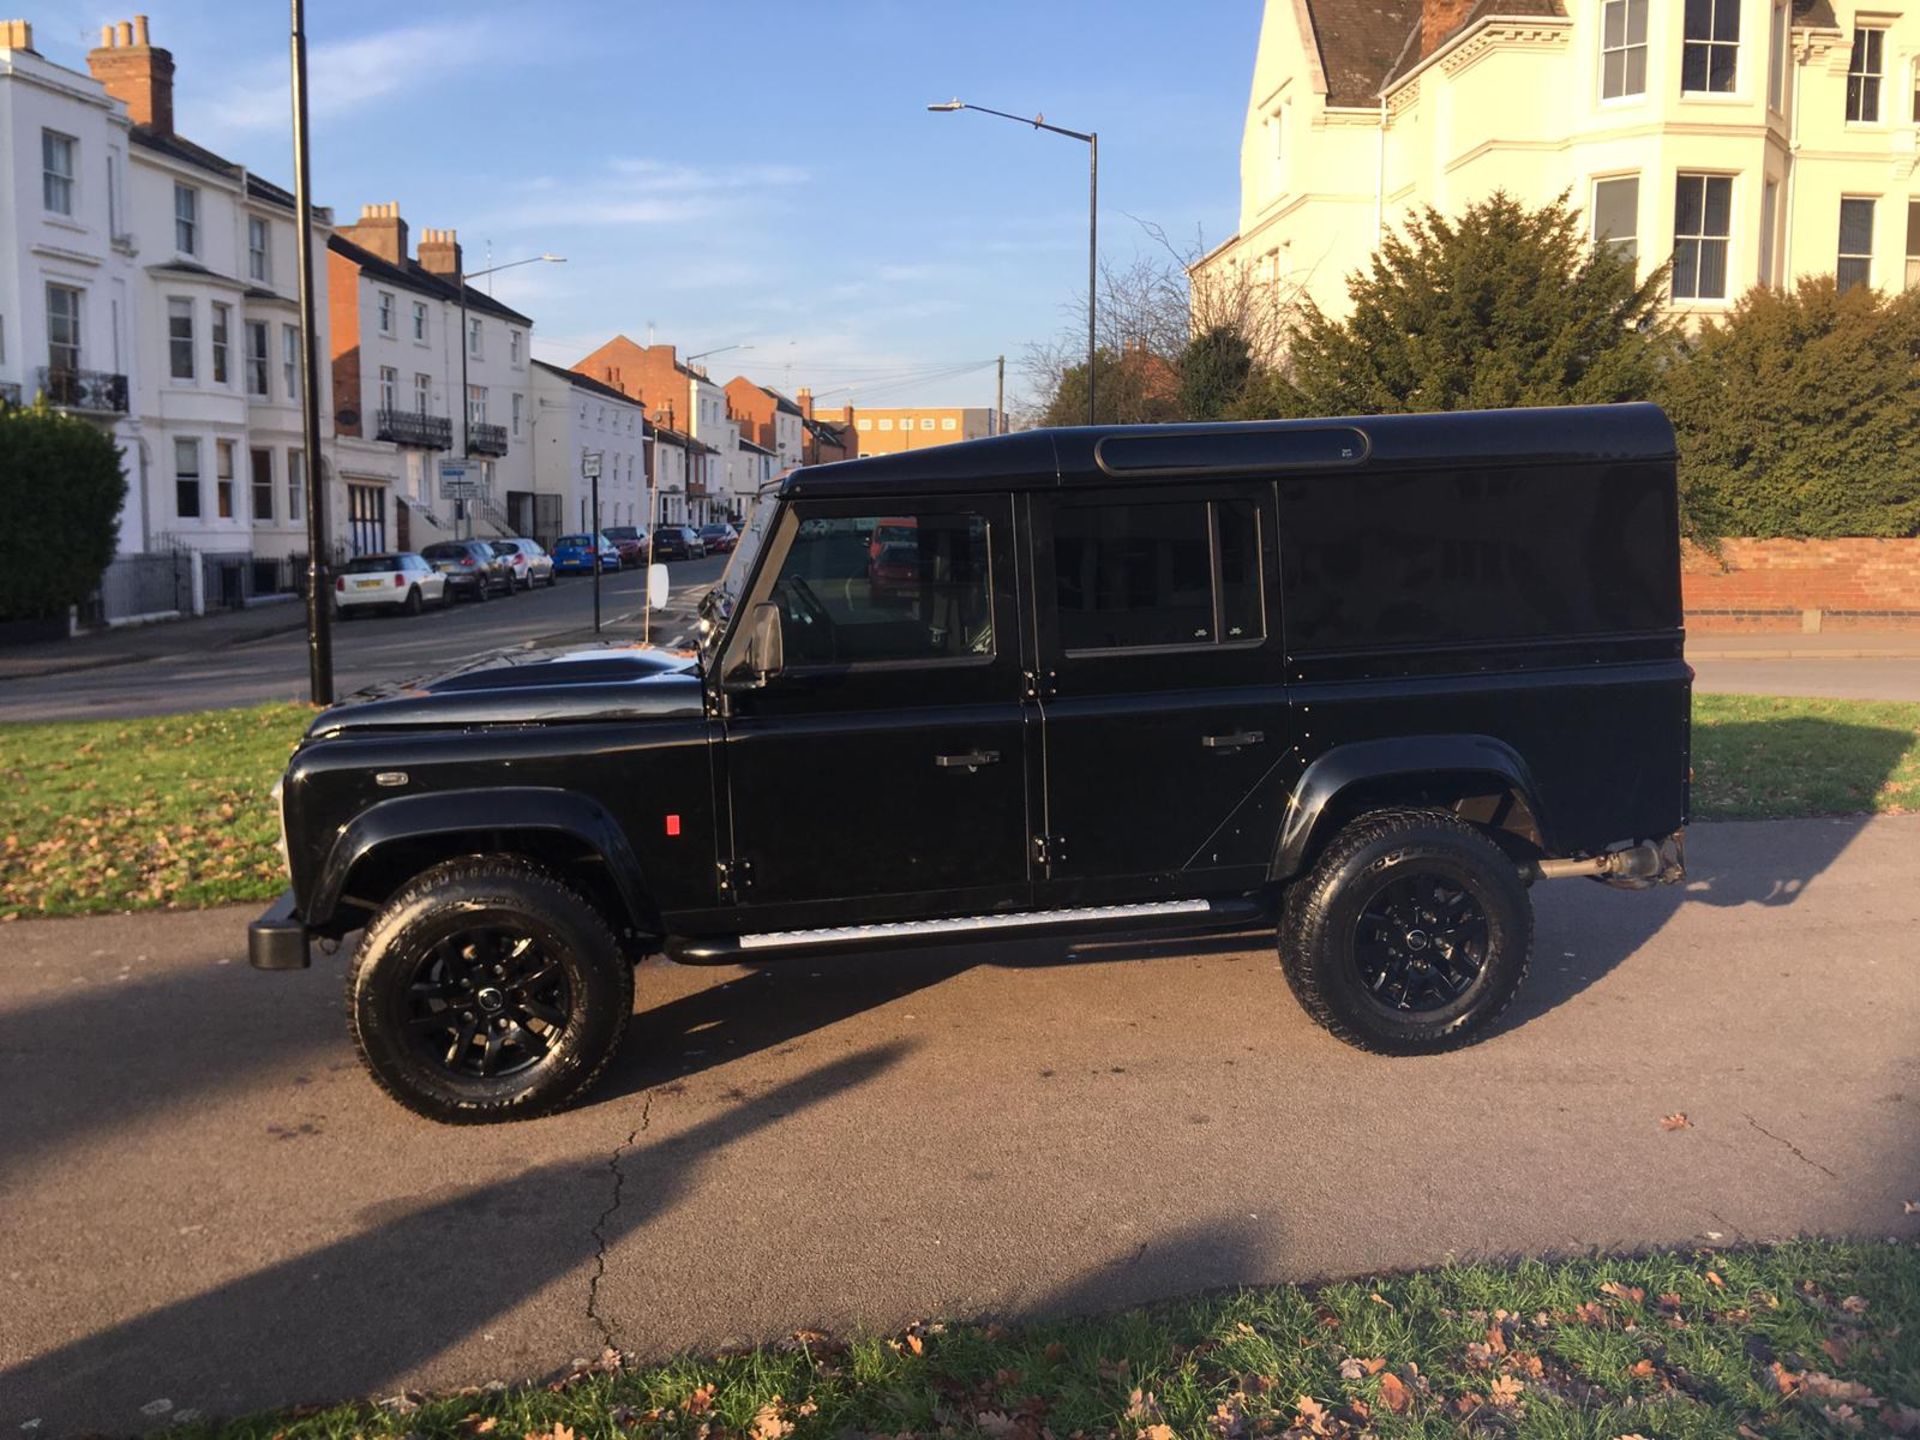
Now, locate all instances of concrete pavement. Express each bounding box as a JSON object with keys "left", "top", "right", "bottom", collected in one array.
[{"left": 2, "top": 816, "right": 1915, "bottom": 1434}]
